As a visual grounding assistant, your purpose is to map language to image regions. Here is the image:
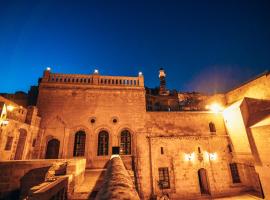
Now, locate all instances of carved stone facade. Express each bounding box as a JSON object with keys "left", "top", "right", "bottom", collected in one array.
[{"left": 0, "top": 69, "right": 269, "bottom": 199}]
